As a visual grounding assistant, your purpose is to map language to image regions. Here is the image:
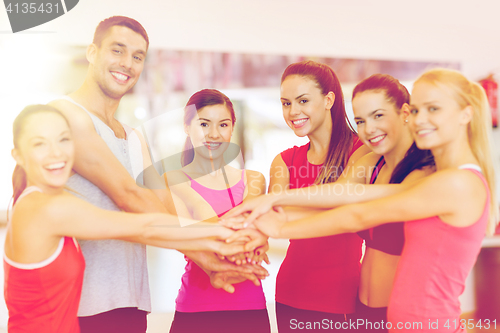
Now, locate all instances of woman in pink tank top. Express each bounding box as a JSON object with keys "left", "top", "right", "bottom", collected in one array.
[
  {"left": 228, "top": 68, "right": 498, "bottom": 333},
  {"left": 5, "top": 105, "right": 248, "bottom": 332},
  {"left": 164, "top": 89, "right": 270, "bottom": 333}
]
